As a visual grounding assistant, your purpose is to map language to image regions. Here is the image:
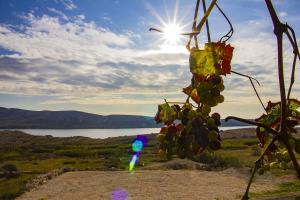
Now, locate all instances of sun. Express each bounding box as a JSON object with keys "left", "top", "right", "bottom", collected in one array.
[
  {"left": 147, "top": 1, "right": 188, "bottom": 53},
  {"left": 159, "top": 22, "right": 186, "bottom": 53},
  {"left": 162, "top": 22, "right": 183, "bottom": 46}
]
